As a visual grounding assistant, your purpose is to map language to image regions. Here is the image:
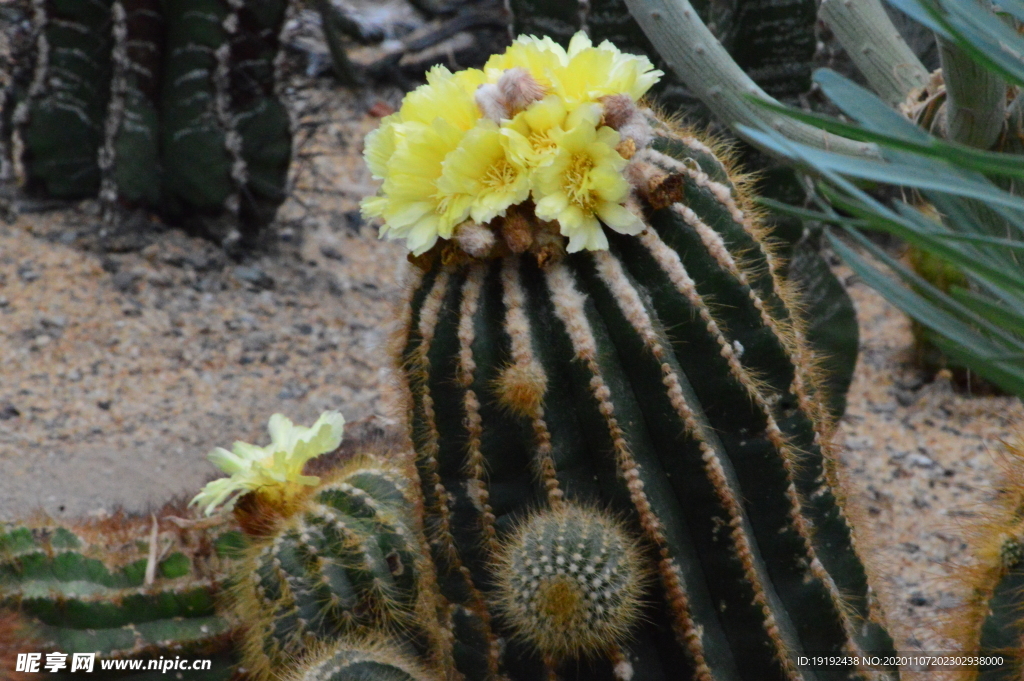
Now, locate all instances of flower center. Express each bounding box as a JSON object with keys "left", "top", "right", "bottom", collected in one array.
[
  {"left": 434, "top": 192, "right": 455, "bottom": 215},
  {"left": 529, "top": 130, "right": 557, "bottom": 155},
  {"left": 483, "top": 159, "right": 517, "bottom": 190},
  {"left": 563, "top": 153, "right": 595, "bottom": 211}
]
